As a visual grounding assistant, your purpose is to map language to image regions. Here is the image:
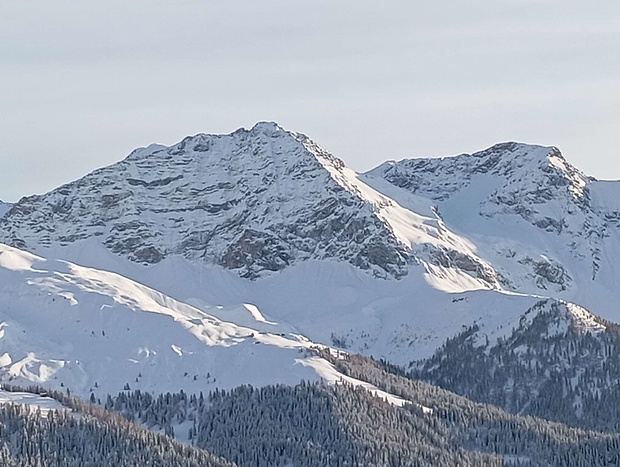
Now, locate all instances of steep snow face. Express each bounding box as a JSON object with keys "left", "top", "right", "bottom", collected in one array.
[
  {"left": 367, "top": 143, "right": 620, "bottom": 319},
  {"left": 0, "top": 123, "right": 503, "bottom": 289}
]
